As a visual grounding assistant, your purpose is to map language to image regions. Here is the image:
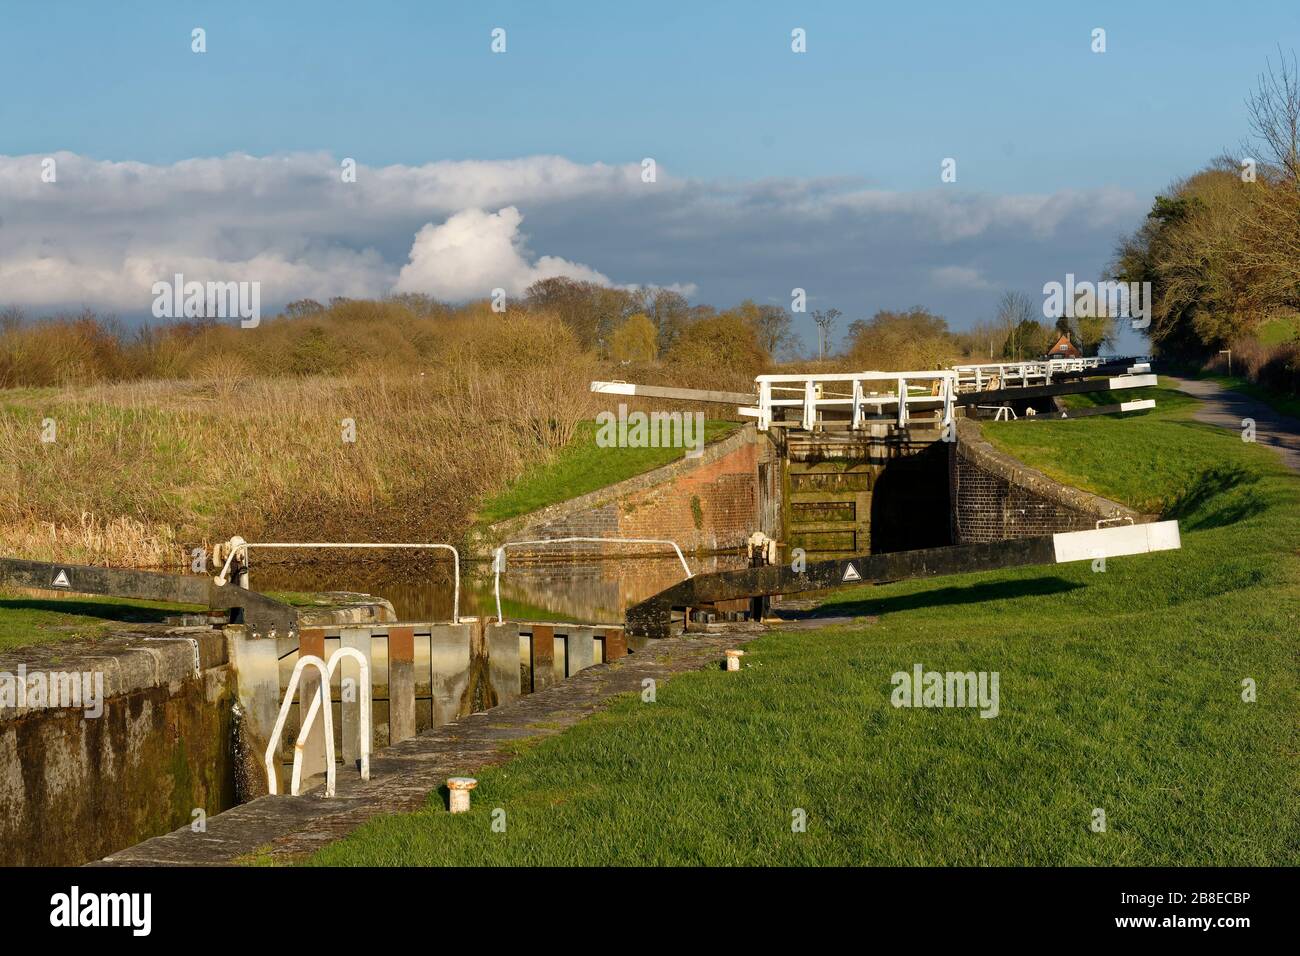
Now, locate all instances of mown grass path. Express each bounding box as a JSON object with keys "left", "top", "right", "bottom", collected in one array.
[{"left": 309, "top": 384, "right": 1298, "bottom": 866}]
